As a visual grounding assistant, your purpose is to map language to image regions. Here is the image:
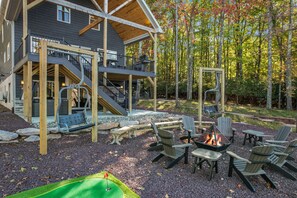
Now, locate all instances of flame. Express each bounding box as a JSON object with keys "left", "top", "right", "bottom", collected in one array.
[{"left": 204, "top": 132, "right": 222, "bottom": 146}]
